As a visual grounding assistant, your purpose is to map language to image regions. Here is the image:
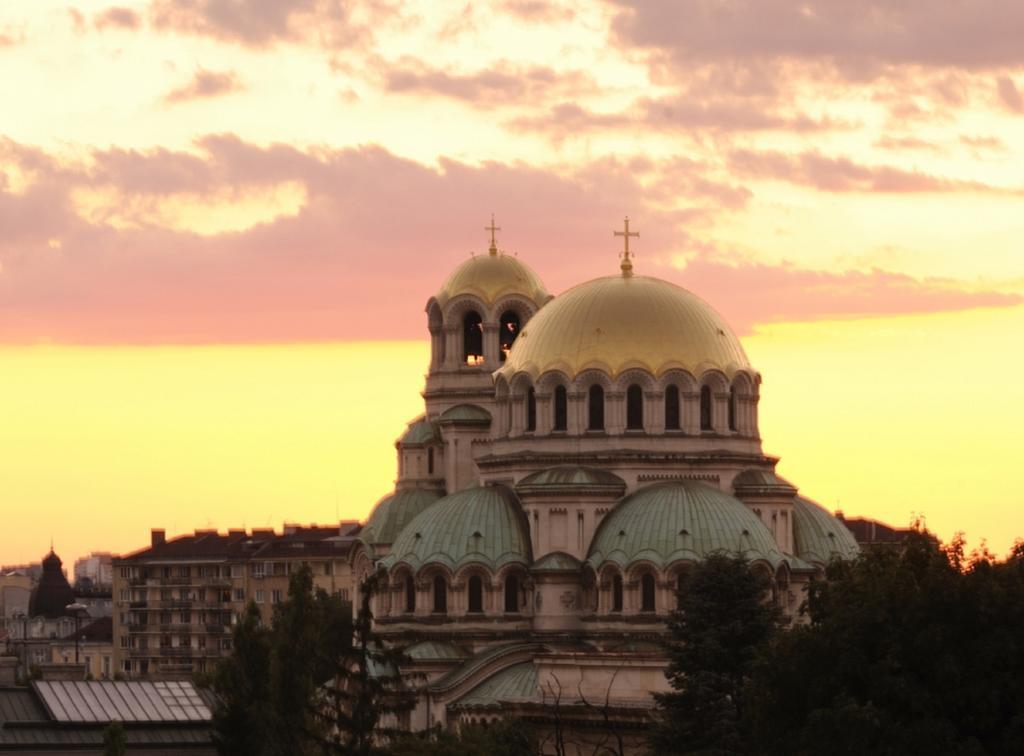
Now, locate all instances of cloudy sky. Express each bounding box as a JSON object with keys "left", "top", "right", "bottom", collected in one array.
[{"left": 2, "top": 1, "right": 1022, "bottom": 565}]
